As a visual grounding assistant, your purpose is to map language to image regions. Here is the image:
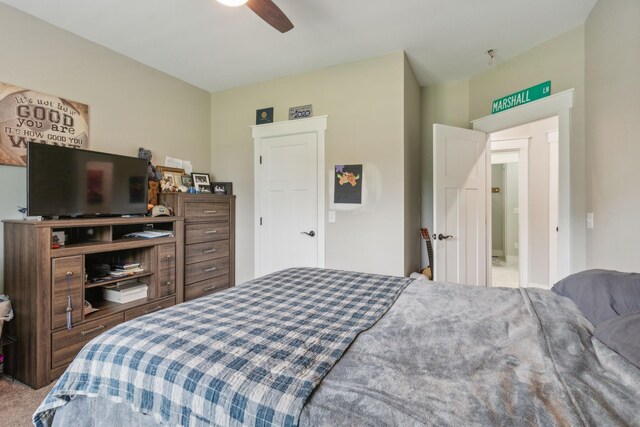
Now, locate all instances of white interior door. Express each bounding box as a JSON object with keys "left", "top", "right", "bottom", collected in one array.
[
  {"left": 259, "top": 134, "right": 317, "bottom": 275},
  {"left": 433, "top": 124, "right": 487, "bottom": 285},
  {"left": 253, "top": 116, "right": 327, "bottom": 278}
]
